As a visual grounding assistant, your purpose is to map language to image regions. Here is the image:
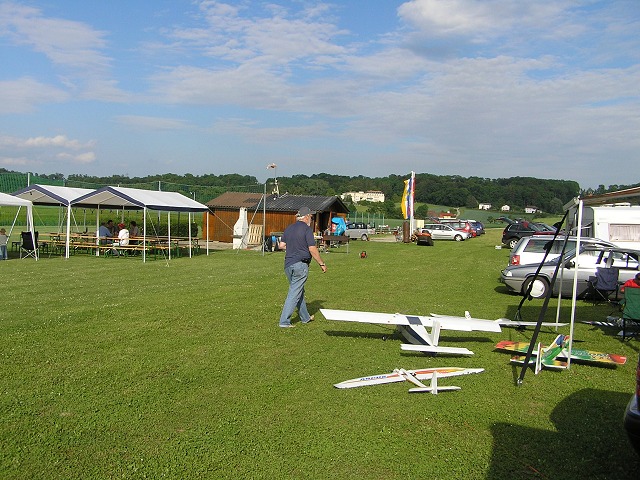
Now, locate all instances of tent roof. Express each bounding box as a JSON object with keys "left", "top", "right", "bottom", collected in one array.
[
  {"left": 265, "top": 194, "right": 349, "bottom": 213},
  {"left": 207, "top": 192, "right": 264, "bottom": 209},
  {"left": 12, "top": 184, "right": 94, "bottom": 206},
  {"left": 72, "top": 186, "right": 209, "bottom": 212},
  {"left": 0, "top": 191, "right": 33, "bottom": 208}
]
